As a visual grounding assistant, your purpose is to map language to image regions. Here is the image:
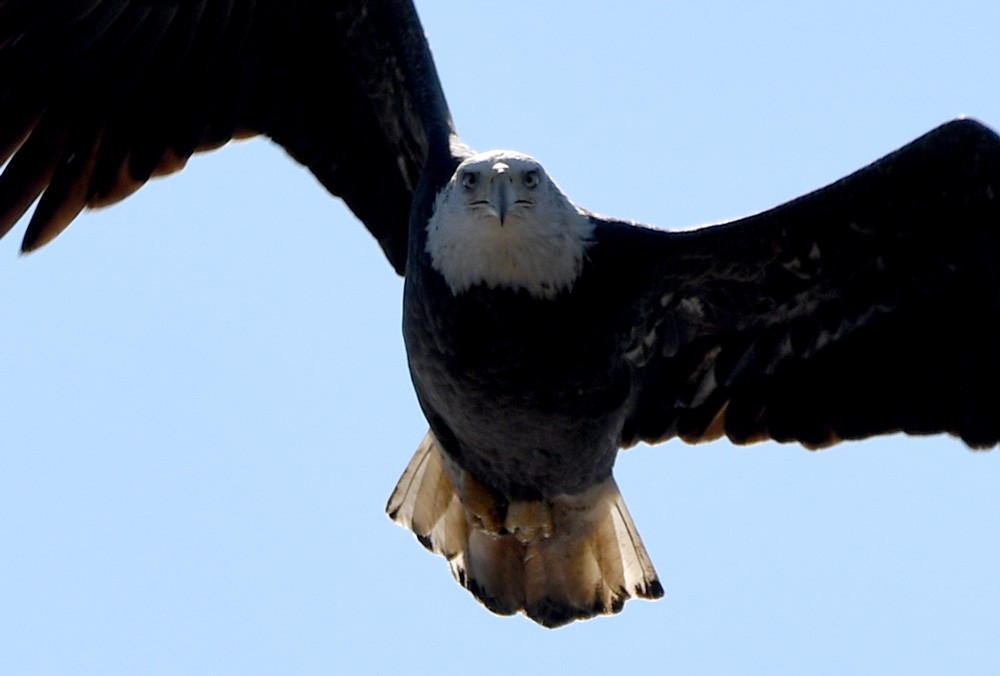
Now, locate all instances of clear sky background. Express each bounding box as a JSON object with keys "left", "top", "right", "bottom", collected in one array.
[{"left": 2, "top": 2, "right": 999, "bottom": 675}]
